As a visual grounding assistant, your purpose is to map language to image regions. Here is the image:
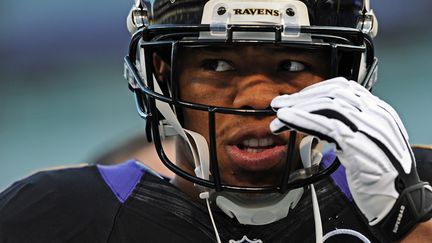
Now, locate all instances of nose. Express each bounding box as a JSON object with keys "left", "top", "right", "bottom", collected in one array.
[{"left": 232, "top": 74, "right": 283, "bottom": 110}]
